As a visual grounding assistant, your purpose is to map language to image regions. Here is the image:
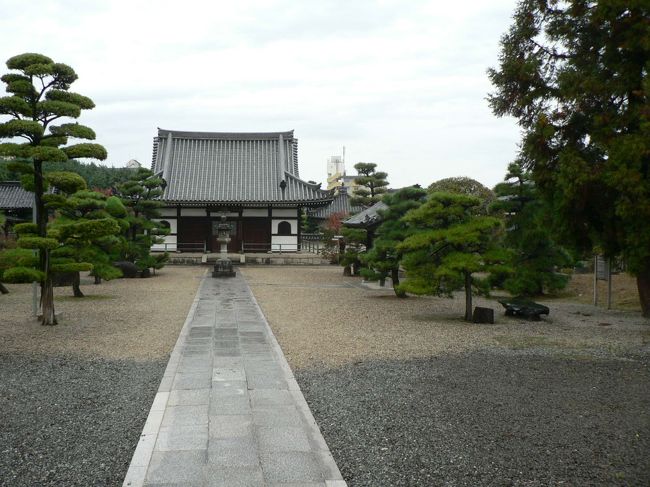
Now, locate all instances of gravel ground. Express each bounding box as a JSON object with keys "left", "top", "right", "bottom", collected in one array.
[
  {"left": 0, "top": 266, "right": 203, "bottom": 487},
  {"left": 243, "top": 266, "right": 650, "bottom": 487}
]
